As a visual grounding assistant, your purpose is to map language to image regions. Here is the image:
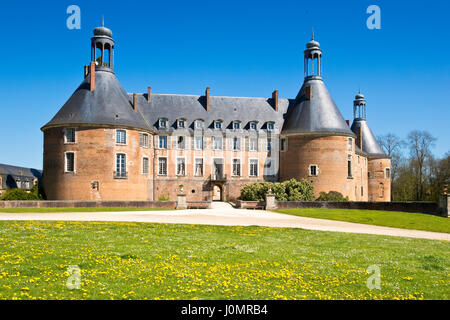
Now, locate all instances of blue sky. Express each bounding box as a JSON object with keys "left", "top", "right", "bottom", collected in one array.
[{"left": 0, "top": 0, "right": 449, "bottom": 169}]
